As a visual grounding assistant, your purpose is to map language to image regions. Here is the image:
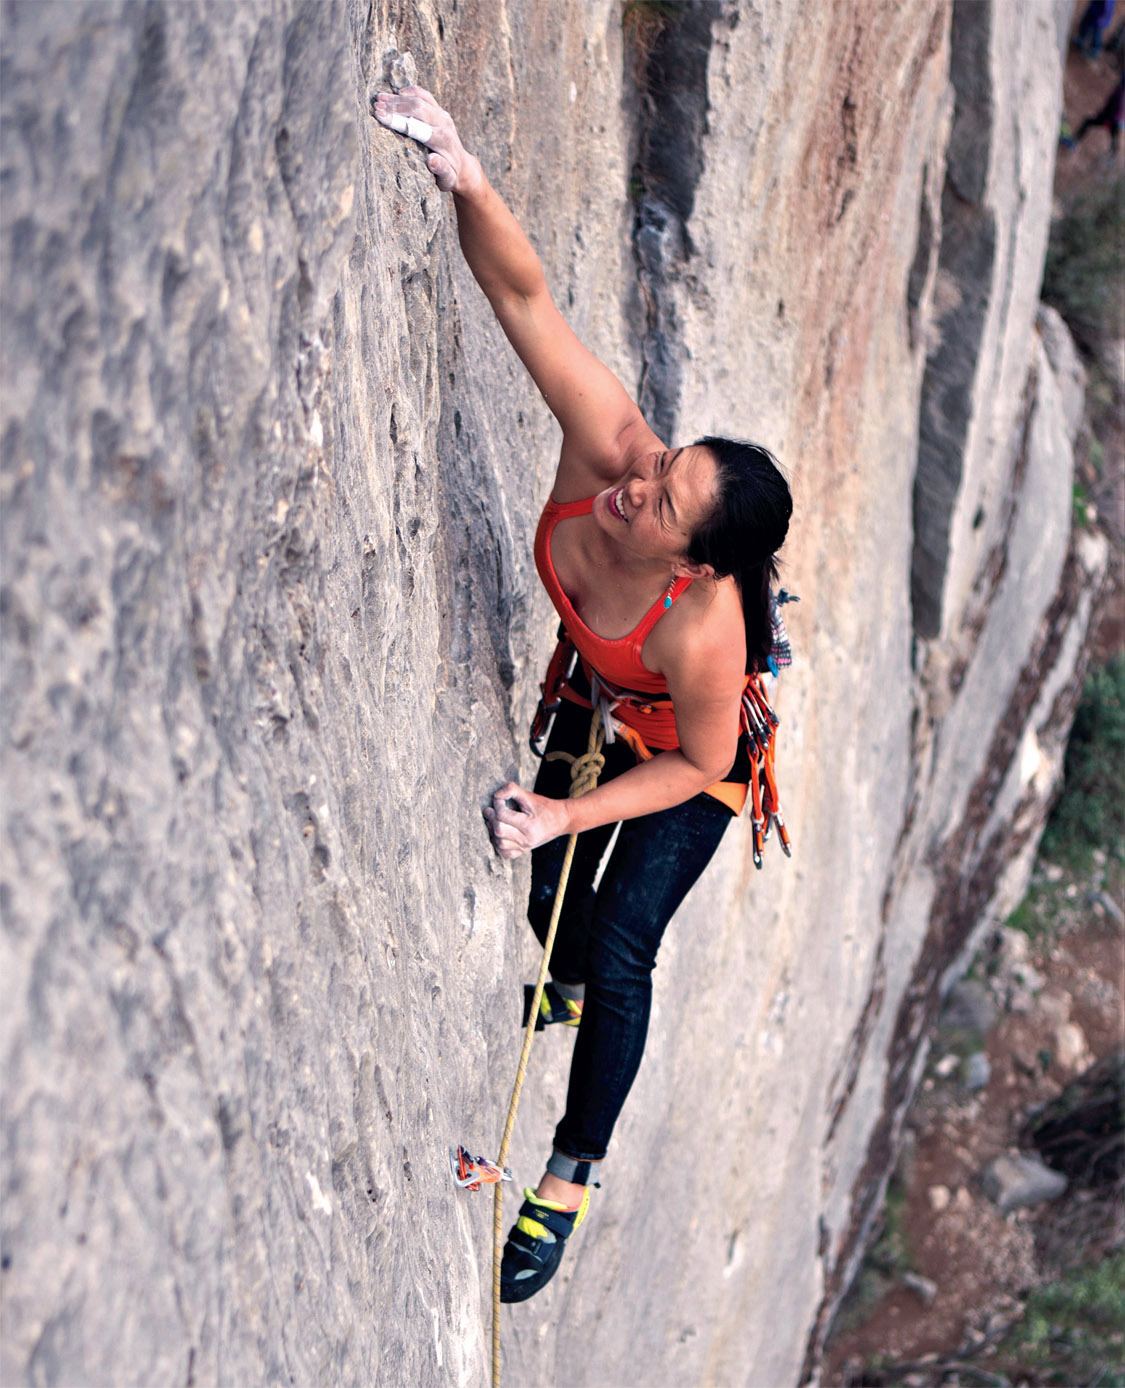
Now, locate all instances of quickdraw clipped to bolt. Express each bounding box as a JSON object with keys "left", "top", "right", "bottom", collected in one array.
[{"left": 449, "top": 1145, "right": 512, "bottom": 1192}]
